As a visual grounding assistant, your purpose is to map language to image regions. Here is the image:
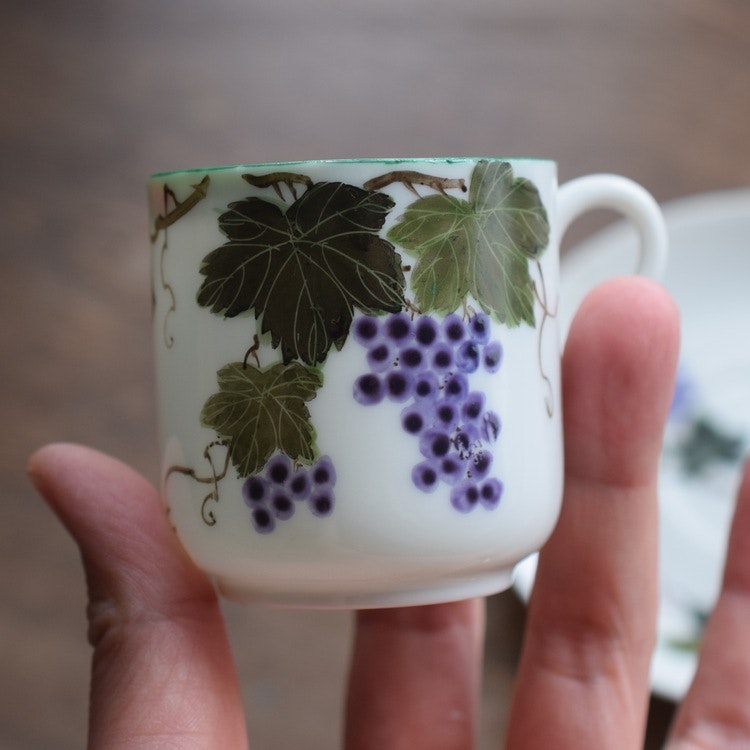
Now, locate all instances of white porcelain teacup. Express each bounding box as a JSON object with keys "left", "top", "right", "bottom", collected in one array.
[{"left": 148, "top": 158, "right": 667, "bottom": 608}]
